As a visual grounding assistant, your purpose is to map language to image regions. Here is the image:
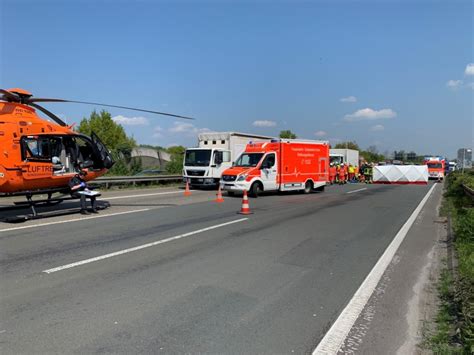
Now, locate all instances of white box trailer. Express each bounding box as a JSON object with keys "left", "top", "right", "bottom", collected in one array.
[
  {"left": 183, "top": 132, "right": 274, "bottom": 187},
  {"left": 330, "top": 149, "right": 359, "bottom": 166}
]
